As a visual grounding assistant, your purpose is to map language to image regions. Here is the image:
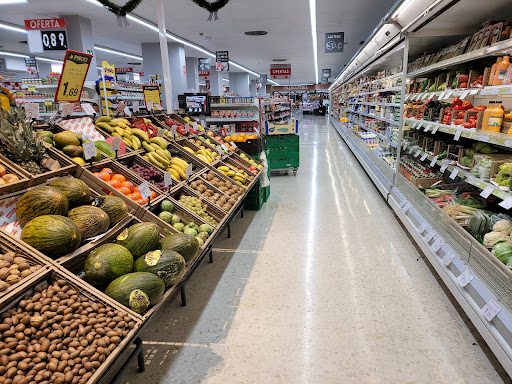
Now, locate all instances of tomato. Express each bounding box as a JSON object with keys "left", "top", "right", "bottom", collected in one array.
[
  {"left": 475, "top": 105, "right": 487, "bottom": 111},
  {"left": 459, "top": 82, "right": 468, "bottom": 88},
  {"left": 457, "top": 111, "right": 465, "bottom": 119},
  {"left": 463, "top": 122, "right": 473, "bottom": 128},
  {"left": 454, "top": 119, "right": 464, "bottom": 125},
  {"left": 458, "top": 74, "right": 469, "bottom": 83}
]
